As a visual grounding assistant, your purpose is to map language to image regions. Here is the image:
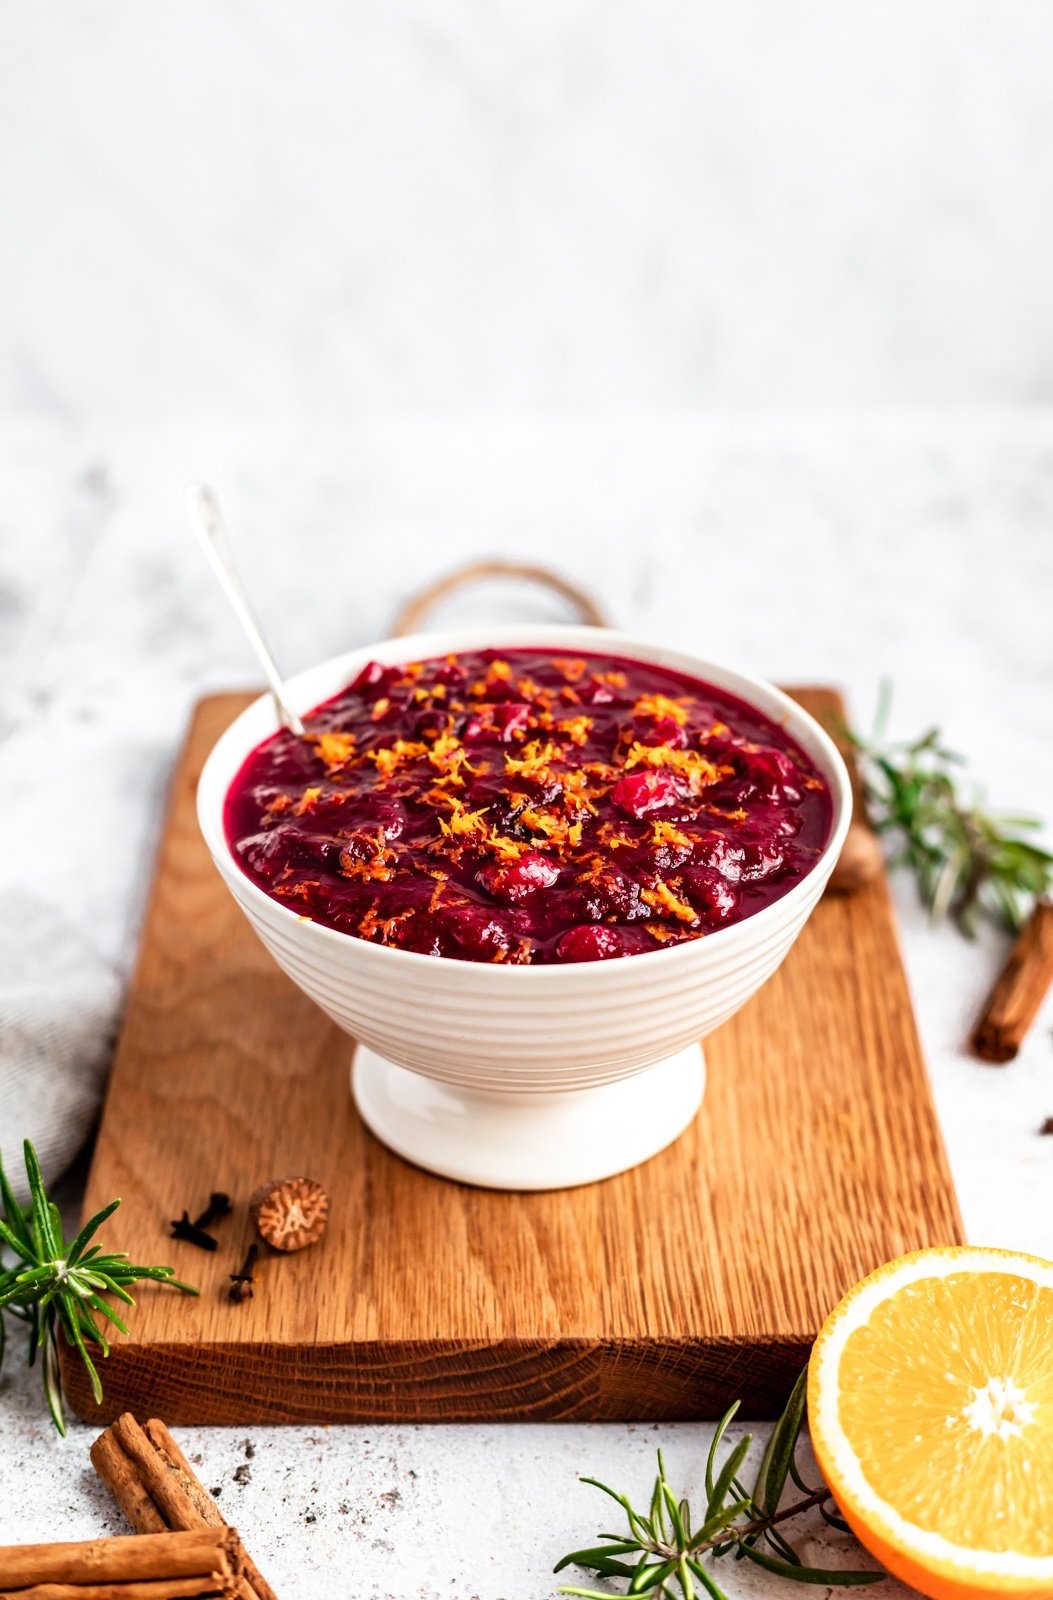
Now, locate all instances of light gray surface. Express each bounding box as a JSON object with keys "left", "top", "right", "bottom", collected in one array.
[
  {"left": 0, "top": 1347, "right": 891, "bottom": 1598},
  {"left": 0, "top": 892, "right": 119, "bottom": 1204},
  {"left": 0, "top": 414, "right": 1051, "bottom": 1596}
]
